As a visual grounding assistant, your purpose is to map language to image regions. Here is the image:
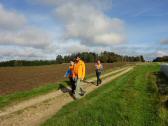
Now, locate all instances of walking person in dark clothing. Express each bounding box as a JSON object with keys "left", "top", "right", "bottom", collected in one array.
[
  {"left": 95, "top": 60, "right": 103, "bottom": 86},
  {"left": 65, "top": 61, "right": 76, "bottom": 94}
]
